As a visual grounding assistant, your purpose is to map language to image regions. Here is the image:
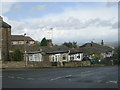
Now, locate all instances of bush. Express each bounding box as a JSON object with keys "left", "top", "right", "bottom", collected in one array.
[{"left": 13, "top": 49, "right": 24, "bottom": 61}]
